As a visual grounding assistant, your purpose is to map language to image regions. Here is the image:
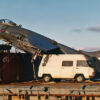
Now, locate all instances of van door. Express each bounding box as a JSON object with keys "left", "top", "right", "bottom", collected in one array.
[
  {"left": 60, "top": 61, "right": 75, "bottom": 78},
  {"left": 76, "top": 60, "right": 89, "bottom": 78}
]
